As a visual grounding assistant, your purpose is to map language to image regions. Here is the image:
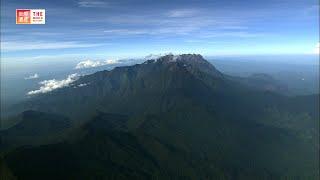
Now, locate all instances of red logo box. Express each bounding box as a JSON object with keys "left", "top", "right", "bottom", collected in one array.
[{"left": 16, "top": 9, "right": 31, "bottom": 24}]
